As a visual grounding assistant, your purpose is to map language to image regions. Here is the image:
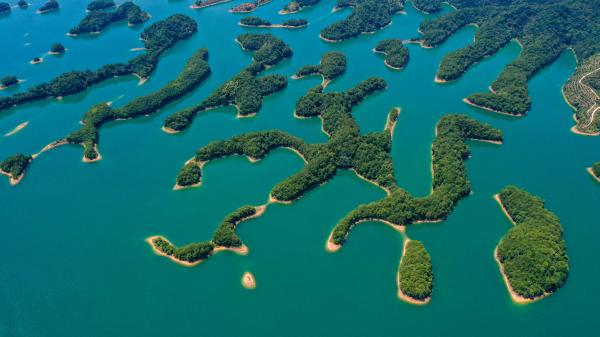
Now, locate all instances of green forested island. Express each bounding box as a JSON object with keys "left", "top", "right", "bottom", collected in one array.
[
  {"left": 49, "top": 43, "right": 65, "bottom": 54},
  {"left": 398, "top": 240, "right": 433, "bottom": 303},
  {"left": 0, "top": 2, "right": 10, "bottom": 13},
  {"left": 0, "top": 14, "right": 196, "bottom": 112},
  {"left": 294, "top": 51, "right": 346, "bottom": 86},
  {"left": 280, "top": 0, "right": 320, "bottom": 14},
  {"left": 87, "top": 0, "right": 115, "bottom": 12},
  {"left": 0, "top": 154, "right": 32, "bottom": 184},
  {"left": 416, "top": 0, "right": 600, "bottom": 118},
  {"left": 163, "top": 34, "right": 291, "bottom": 132},
  {"left": 495, "top": 186, "right": 569, "bottom": 302},
  {"left": 69, "top": 1, "right": 149, "bottom": 35},
  {"left": 18, "top": 0, "right": 28, "bottom": 9},
  {"left": 1, "top": 76, "right": 18, "bottom": 88},
  {"left": 65, "top": 48, "right": 210, "bottom": 161},
  {"left": 38, "top": 0, "right": 59, "bottom": 14},
  {"left": 240, "top": 16, "right": 308, "bottom": 28},
  {"left": 320, "top": 0, "right": 402, "bottom": 42},
  {"left": 374, "top": 39, "right": 409, "bottom": 70}
]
